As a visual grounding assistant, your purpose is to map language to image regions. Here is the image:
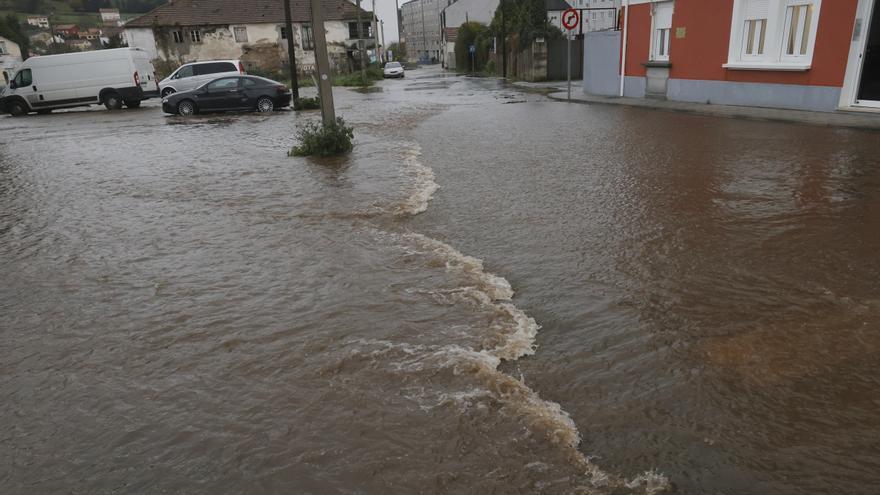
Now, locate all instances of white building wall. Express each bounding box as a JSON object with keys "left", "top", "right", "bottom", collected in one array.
[
  {"left": 0, "top": 36, "right": 22, "bottom": 86},
  {"left": 402, "top": 0, "right": 448, "bottom": 61},
  {"left": 124, "top": 28, "right": 158, "bottom": 59}
]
